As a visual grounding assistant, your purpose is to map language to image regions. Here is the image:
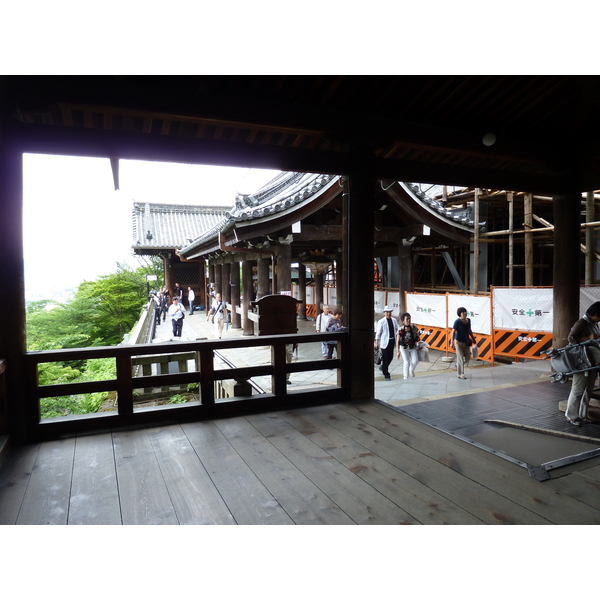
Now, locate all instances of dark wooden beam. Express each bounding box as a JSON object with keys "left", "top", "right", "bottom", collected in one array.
[{"left": 7, "top": 120, "right": 576, "bottom": 195}]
